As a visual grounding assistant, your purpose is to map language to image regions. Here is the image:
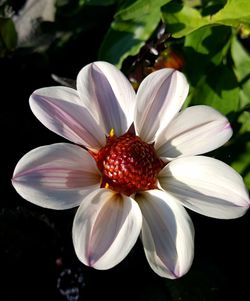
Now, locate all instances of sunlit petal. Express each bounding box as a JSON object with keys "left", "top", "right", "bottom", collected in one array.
[
  {"left": 159, "top": 156, "right": 250, "bottom": 219},
  {"left": 135, "top": 68, "right": 189, "bottom": 143},
  {"left": 73, "top": 189, "right": 142, "bottom": 269},
  {"left": 30, "top": 88, "right": 106, "bottom": 151},
  {"left": 155, "top": 105, "right": 232, "bottom": 159},
  {"left": 12, "top": 143, "right": 100, "bottom": 209},
  {"left": 136, "top": 190, "right": 194, "bottom": 279},
  {"left": 77, "top": 61, "right": 136, "bottom": 136}
]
